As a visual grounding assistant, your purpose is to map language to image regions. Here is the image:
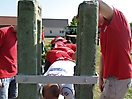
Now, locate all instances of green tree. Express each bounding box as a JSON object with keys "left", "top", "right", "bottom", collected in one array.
[
  {"left": 70, "top": 16, "right": 77, "bottom": 26},
  {"left": 130, "top": 22, "right": 132, "bottom": 33},
  {"left": 130, "top": 22, "right": 132, "bottom": 28},
  {"left": 130, "top": 22, "right": 132, "bottom": 26}
]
